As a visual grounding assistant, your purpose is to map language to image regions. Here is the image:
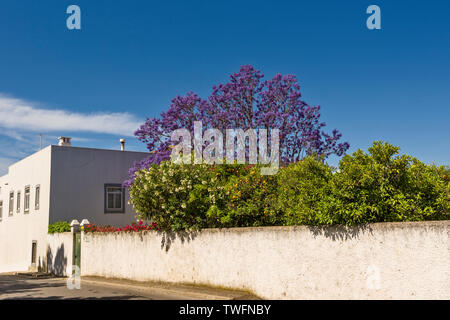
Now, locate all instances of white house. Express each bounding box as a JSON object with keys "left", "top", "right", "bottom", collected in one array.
[{"left": 0, "top": 137, "right": 149, "bottom": 273}]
